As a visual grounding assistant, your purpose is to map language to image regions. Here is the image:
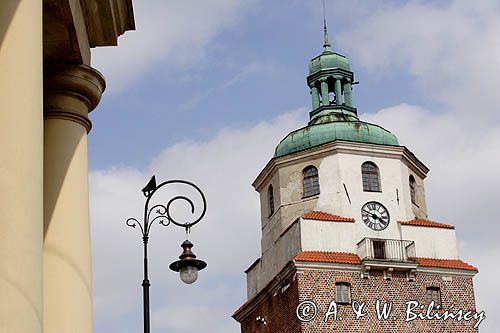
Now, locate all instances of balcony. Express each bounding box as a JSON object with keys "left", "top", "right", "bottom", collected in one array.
[
  {"left": 357, "top": 238, "right": 416, "bottom": 261},
  {"left": 356, "top": 238, "right": 418, "bottom": 279}
]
